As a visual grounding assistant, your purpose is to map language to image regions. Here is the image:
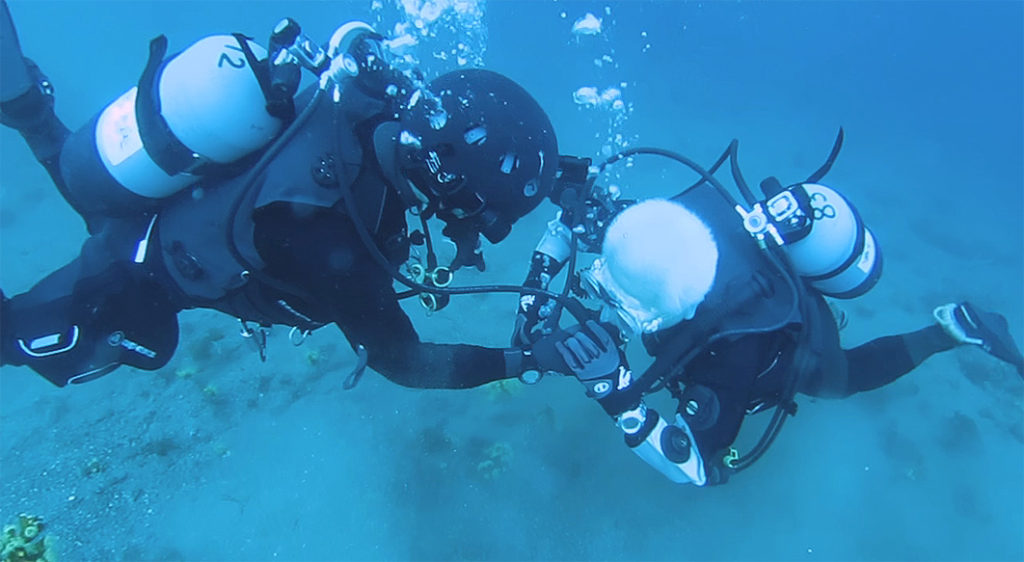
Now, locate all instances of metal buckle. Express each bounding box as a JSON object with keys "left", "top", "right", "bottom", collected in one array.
[{"left": 239, "top": 320, "right": 270, "bottom": 362}]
